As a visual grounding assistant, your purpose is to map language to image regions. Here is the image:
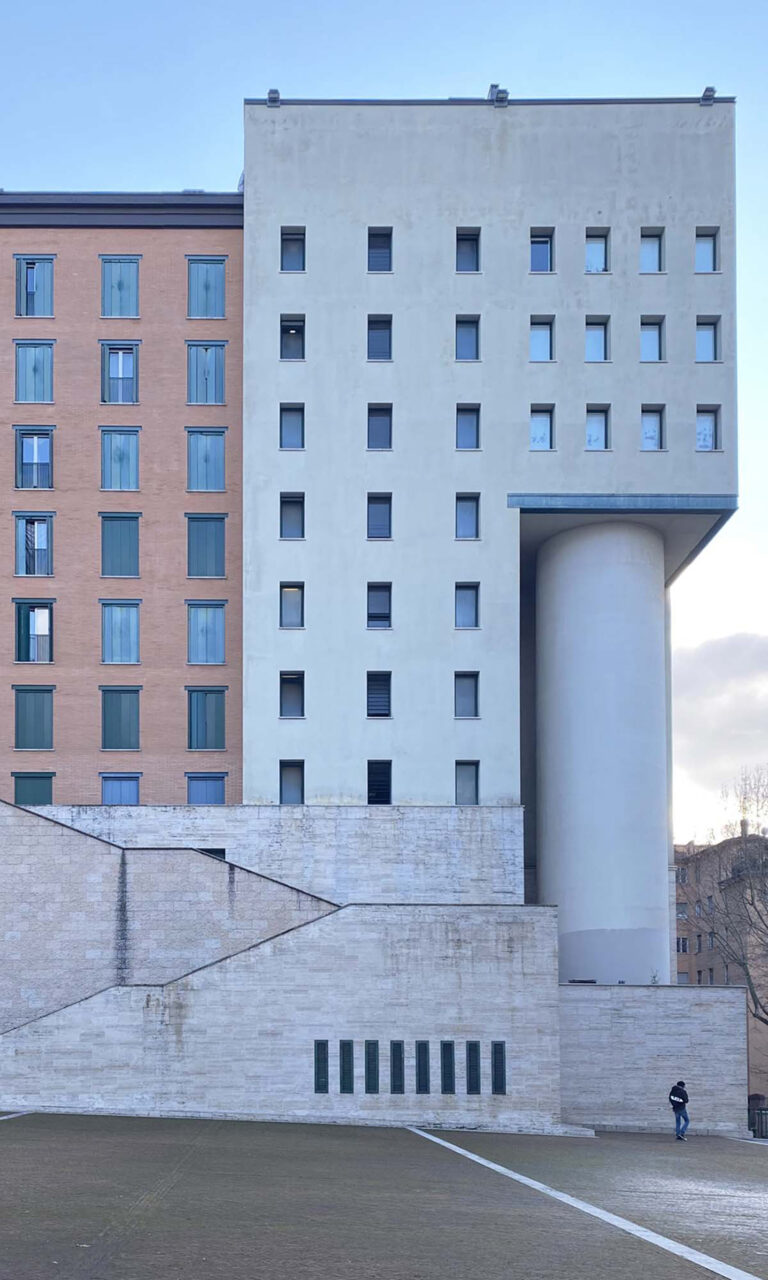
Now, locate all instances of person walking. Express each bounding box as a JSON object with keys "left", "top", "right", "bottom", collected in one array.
[{"left": 669, "top": 1080, "right": 690, "bottom": 1140}]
